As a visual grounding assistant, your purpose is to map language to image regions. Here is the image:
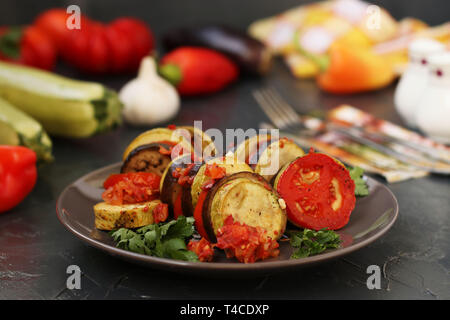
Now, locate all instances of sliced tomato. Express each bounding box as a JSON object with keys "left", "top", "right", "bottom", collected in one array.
[
  {"left": 102, "top": 172, "right": 161, "bottom": 205},
  {"left": 275, "top": 152, "right": 355, "bottom": 230},
  {"left": 193, "top": 190, "right": 209, "bottom": 240}
]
